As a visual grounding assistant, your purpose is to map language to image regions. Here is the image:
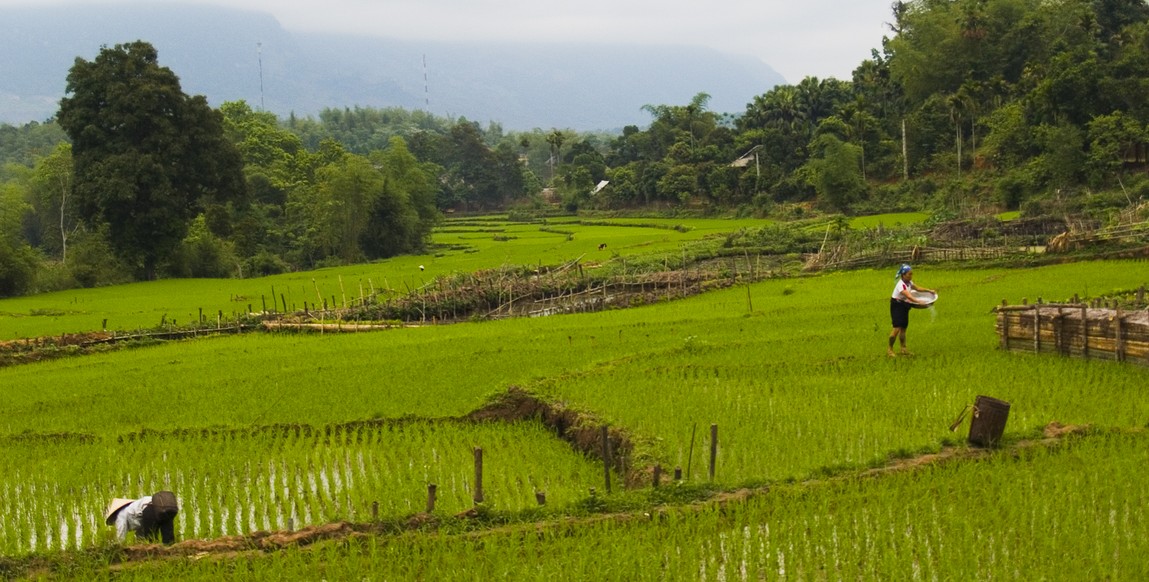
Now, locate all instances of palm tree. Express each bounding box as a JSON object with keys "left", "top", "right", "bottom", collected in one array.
[
  {"left": 752, "top": 85, "right": 805, "bottom": 134},
  {"left": 545, "top": 129, "right": 565, "bottom": 183},
  {"left": 683, "top": 92, "right": 712, "bottom": 152}
]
